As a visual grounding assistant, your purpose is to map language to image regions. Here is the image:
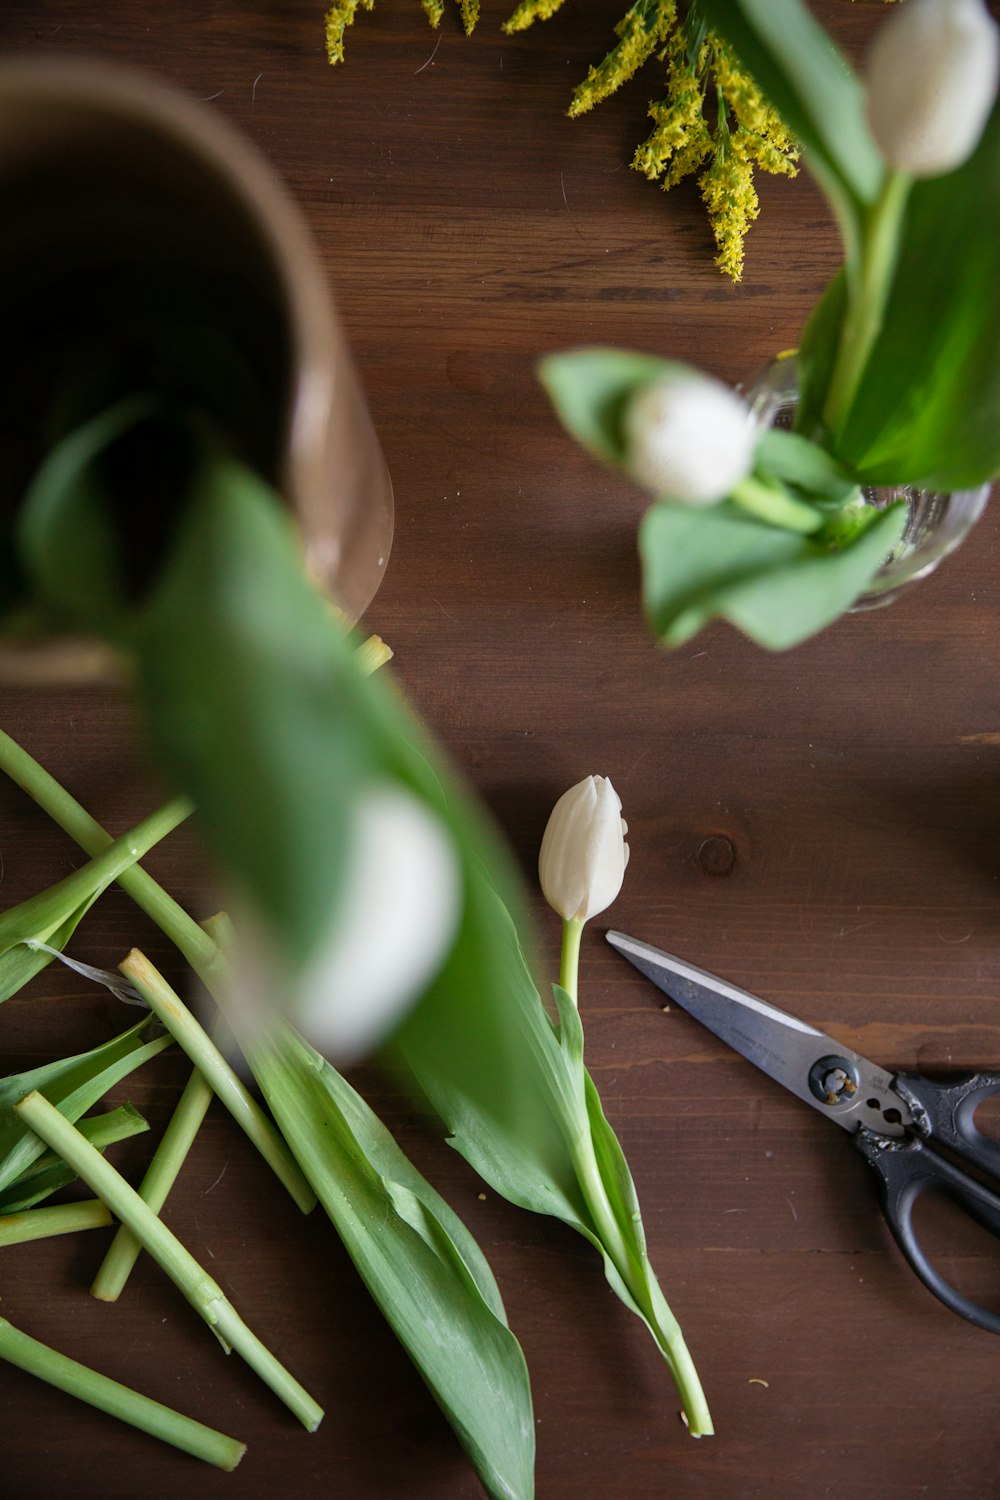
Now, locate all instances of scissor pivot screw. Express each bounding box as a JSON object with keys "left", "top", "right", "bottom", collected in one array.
[{"left": 809, "top": 1055, "right": 861, "bottom": 1107}]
